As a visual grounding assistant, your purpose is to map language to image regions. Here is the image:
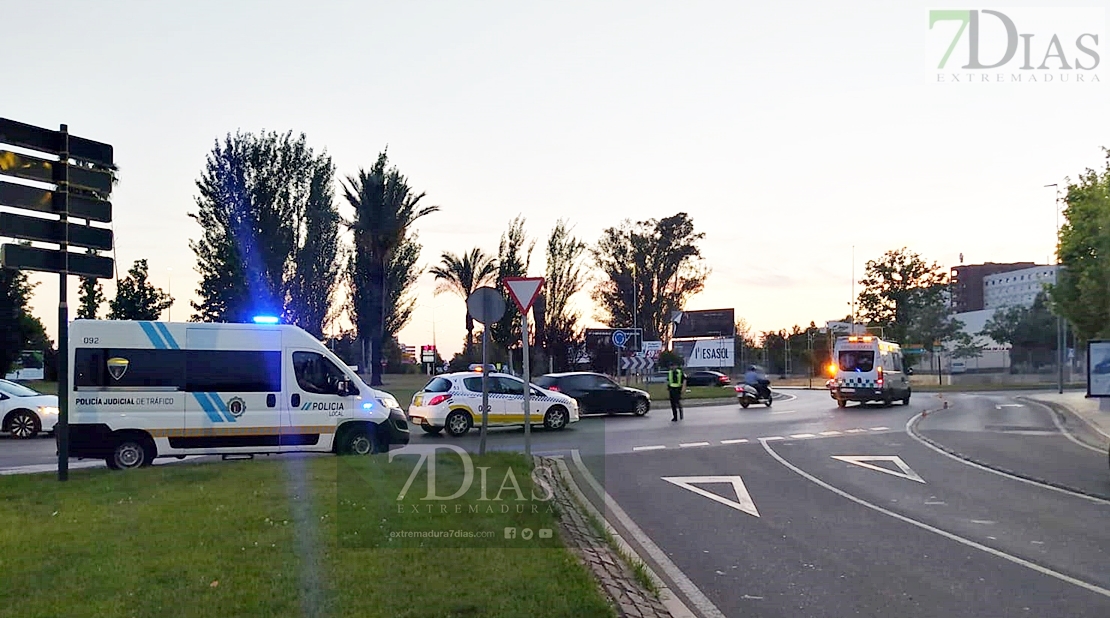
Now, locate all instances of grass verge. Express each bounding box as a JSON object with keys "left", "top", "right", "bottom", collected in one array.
[
  {"left": 645, "top": 383, "right": 734, "bottom": 401},
  {"left": 0, "top": 452, "right": 614, "bottom": 618}
]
